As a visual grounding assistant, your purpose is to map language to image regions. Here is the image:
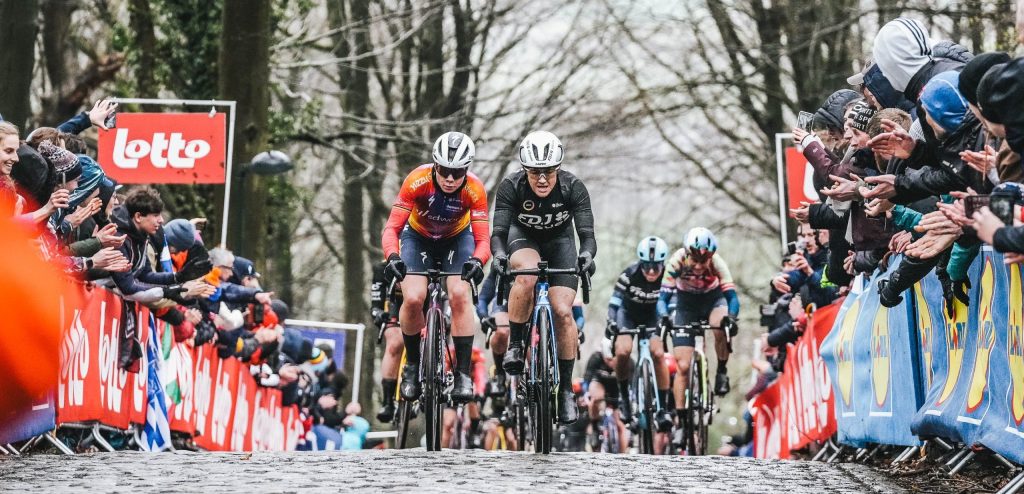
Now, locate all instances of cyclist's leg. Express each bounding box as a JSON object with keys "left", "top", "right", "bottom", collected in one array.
[
  {"left": 708, "top": 298, "right": 731, "bottom": 395},
  {"left": 505, "top": 230, "right": 541, "bottom": 373},
  {"left": 587, "top": 380, "right": 606, "bottom": 423},
  {"left": 398, "top": 227, "right": 431, "bottom": 367},
  {"left": 377, "top": 323, "right": 403, "bottom": 420},
  {"left": 444, "top": 229, "right": 477, "bottom": 400},
  {"left": 489, "top": 309, "right": 510, "bottom": 392},
  {"left": 442, "top": 406, "right": 456, "bottom": 447},
  {"left": 646, "top": 310, "right": 673, "bottom": 430},
  {"left": 612, "top": 311, "right": 635, "bottom": 421},
  {"left": 671, "top": 345, "right": 694, "bottom": 414}
]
